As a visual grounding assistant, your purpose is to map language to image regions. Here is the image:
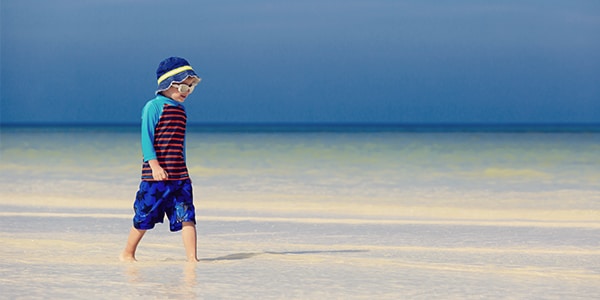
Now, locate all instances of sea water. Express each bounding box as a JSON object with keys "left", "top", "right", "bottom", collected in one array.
[{"left": 0, "top": 124, "right": 599, "bottom": 299}]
